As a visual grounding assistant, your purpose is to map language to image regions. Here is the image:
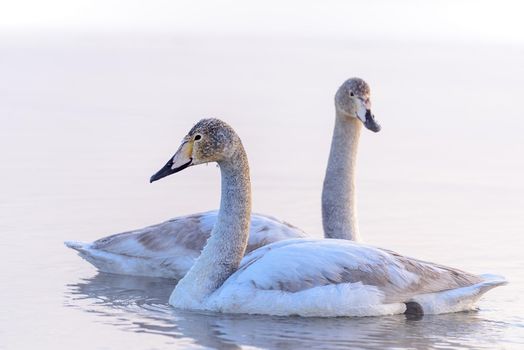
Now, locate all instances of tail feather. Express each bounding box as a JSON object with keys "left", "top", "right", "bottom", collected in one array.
[
  {"left": 65, "top": 240, "right": 129, "bottom": 274},
  {"left": 64, "top": 240, "right": 185, "bottom": 278},
  {"left": 477, "top": 274, "right": 508, "bottom": 293},
  {"left": 64, "top": 240, "right": 91, "bottom": 252},
  {"left": 409, "top": 273, "right": 507, "bottom": 315}
]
